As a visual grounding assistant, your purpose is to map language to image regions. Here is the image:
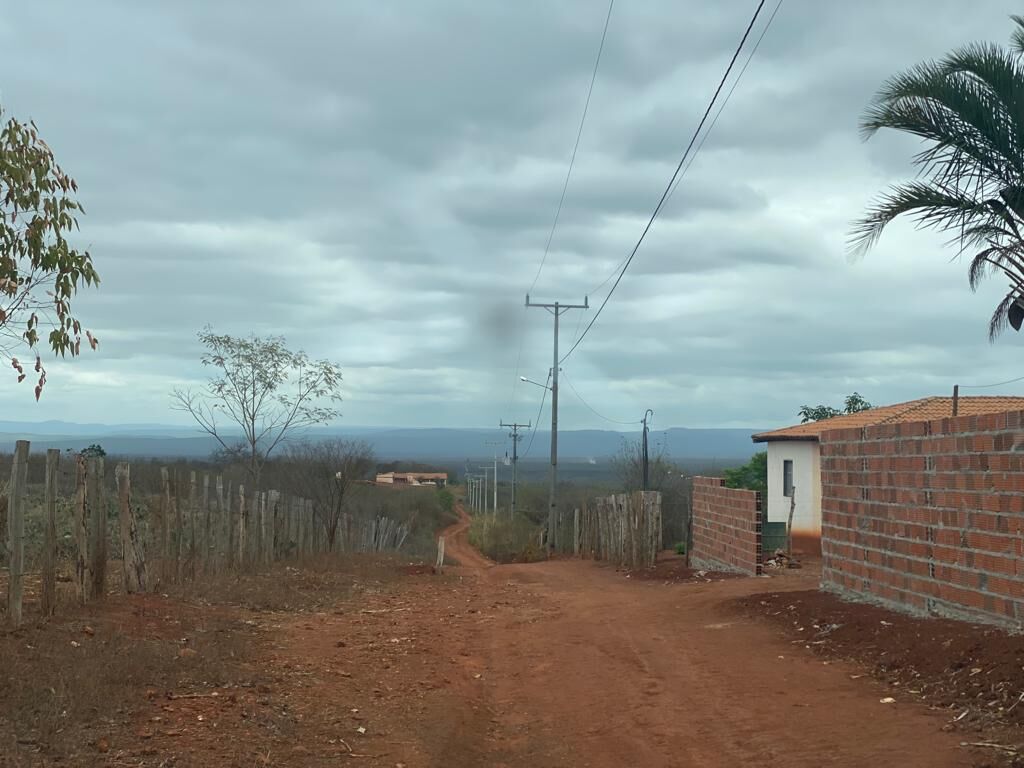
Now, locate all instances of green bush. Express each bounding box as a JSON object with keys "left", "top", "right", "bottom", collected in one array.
[
  {"left": 468, "top": 514, "right": 544, "bottom": 563},
  {"left": 674, "top": 541, "right": 686, "bottom": 555},
  {"left": 723, "top": 451, "right": 767, "bottom": 495}
]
